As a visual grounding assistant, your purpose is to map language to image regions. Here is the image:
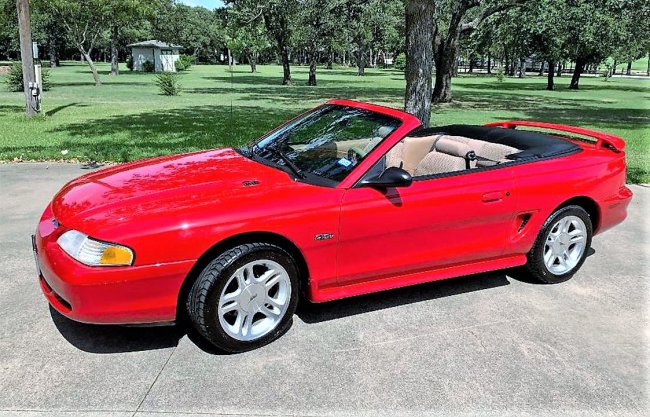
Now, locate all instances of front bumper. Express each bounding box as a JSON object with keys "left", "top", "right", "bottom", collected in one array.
[{"left": 34, "top": 206, "right": 195, "bottom": 324}]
